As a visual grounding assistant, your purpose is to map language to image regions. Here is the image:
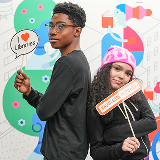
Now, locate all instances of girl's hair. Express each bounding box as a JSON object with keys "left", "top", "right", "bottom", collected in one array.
[
  {"left": 87, "top": 63, "right": 142, "bottom": 114},
  {"left": 53, "top": 2, "right": 86, "bottom": 28}
]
